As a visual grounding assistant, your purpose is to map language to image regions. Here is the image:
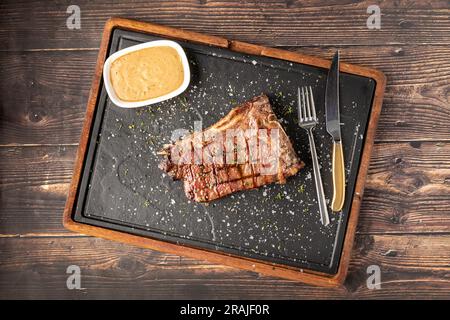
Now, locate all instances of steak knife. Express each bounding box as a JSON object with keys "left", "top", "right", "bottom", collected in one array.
[{"left": 325, "top": 51, "right": 345, "bottom": 212}]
